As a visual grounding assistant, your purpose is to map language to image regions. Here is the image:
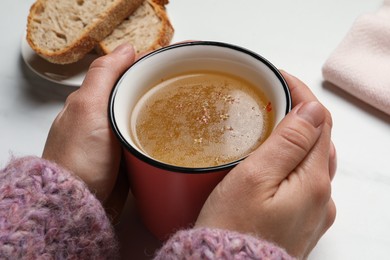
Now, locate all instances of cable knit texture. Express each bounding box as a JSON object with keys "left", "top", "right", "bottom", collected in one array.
[
  {"left": 155, "top": 227, "right": 295, "bottom": 260},
  {"left": 0, "top": 156, "right": 119, "bottom": 259}
]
